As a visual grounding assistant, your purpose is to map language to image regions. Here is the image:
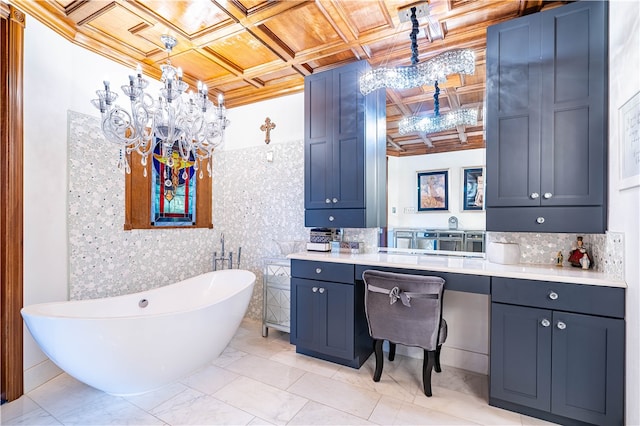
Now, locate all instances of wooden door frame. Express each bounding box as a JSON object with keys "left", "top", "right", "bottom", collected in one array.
[{"left": 1, "top": 4, "right": 25, "bottom": 404}]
